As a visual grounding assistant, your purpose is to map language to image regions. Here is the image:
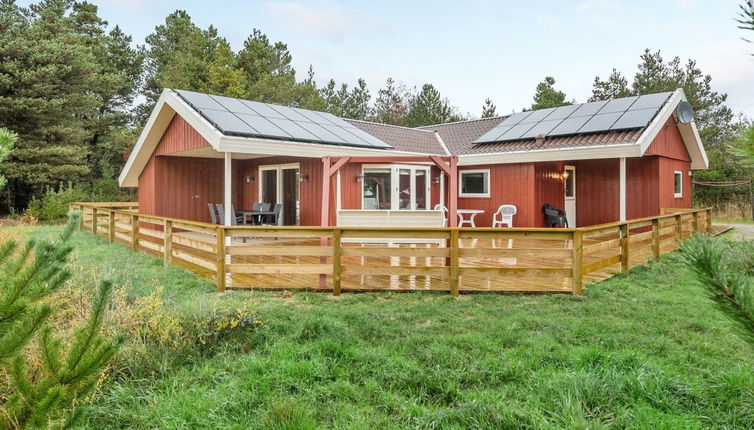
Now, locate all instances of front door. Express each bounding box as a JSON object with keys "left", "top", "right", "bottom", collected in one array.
[
  {"left": 564, "top": 165, "right": 576, "bottom": 227},
  {"left": 259, "top": 164, "right": 300, "bottom": 225}
]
